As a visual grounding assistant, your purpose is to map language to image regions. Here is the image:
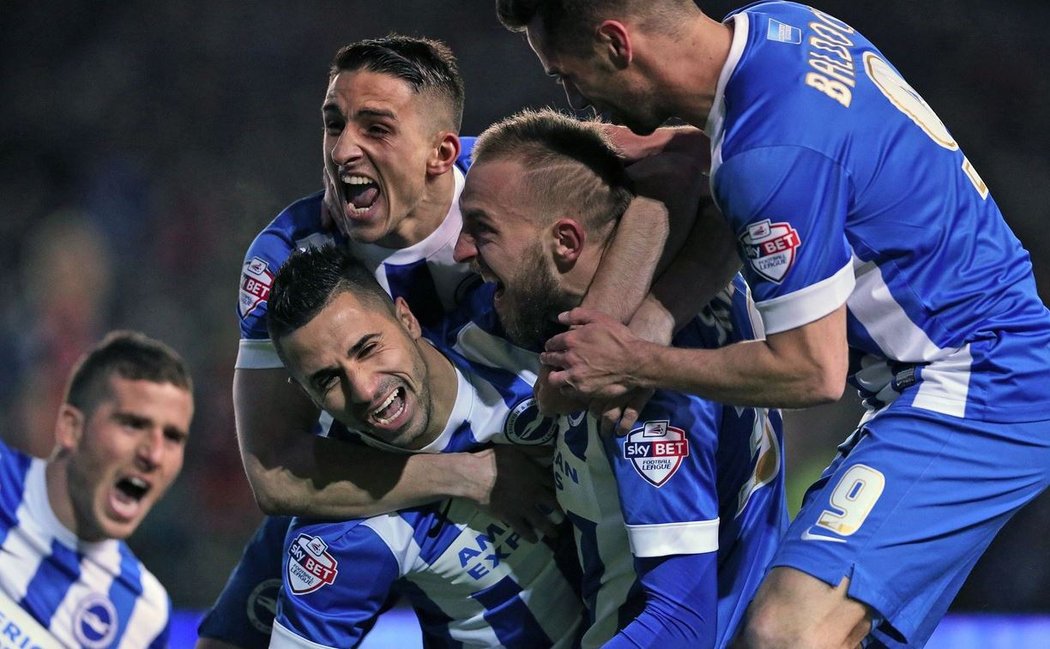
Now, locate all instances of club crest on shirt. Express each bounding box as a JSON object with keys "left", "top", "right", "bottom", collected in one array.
[
  {"left": 239, "top": 256, "right": 274, "bottom": 318},
  {"left": 246, "top": 577, "right": 282, "bottom": 633},
  {"left": 739, "top": 219, "right": 801, "bottom": 284},
  {"left": 287, "top": 533, "right": 339, "bottom": 595},
  {"left": 622, "top": 420, "right": 690, "bottom": 487},
  {"left": 72, "top": 593, "right": 118, "bottom": 649},
  {"left": 504, "top": 397, "right": 558, "bottom": 445}
]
